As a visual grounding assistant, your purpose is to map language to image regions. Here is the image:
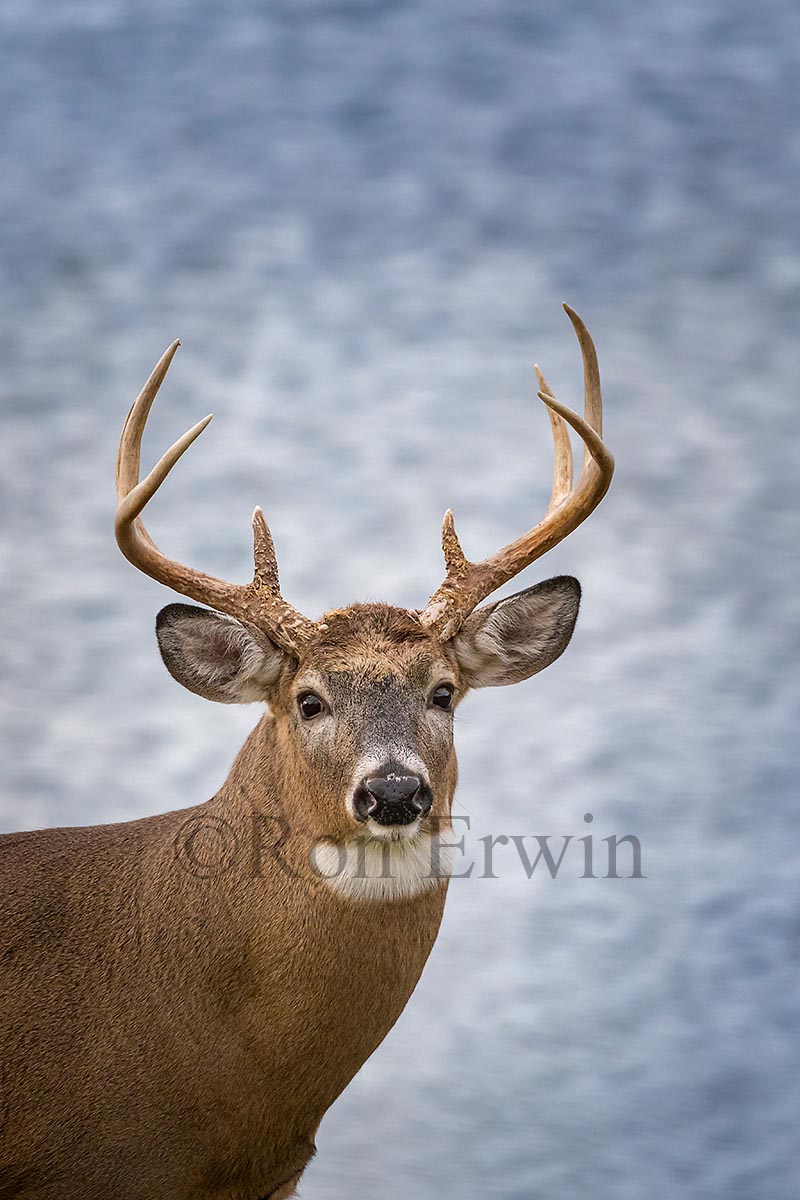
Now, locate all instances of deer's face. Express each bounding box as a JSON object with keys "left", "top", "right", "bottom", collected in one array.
[
  {"left": 155, "top": 581, "right": 581, "bottom": 851},
  {"left": 270, "top": 605, "right": 460, "bottom": 845}
]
